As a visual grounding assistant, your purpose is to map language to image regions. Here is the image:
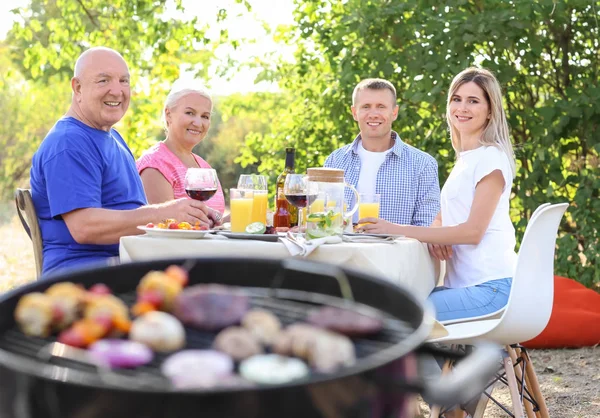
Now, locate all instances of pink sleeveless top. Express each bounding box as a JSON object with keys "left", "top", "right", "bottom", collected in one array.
[{"left": 136, "top": 142, "right": 225, "bottom": 215}]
